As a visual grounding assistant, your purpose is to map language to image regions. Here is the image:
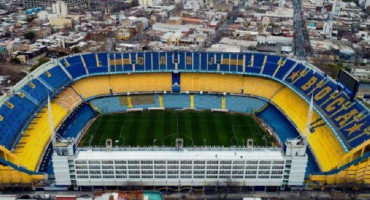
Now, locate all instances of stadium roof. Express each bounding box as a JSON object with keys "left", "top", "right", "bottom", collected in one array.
[{"left": 75, "top": 149, "right": 284, "bottom": 161}]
